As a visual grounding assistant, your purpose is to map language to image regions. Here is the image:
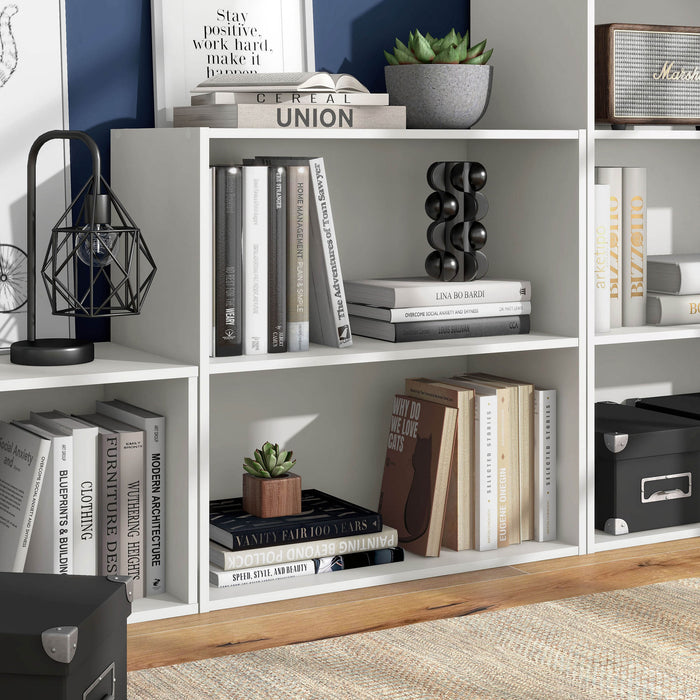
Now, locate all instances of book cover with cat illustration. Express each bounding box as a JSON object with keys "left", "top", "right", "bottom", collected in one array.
[{"left": 378, "top": 394, "right": 457, "bottom": 557}]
